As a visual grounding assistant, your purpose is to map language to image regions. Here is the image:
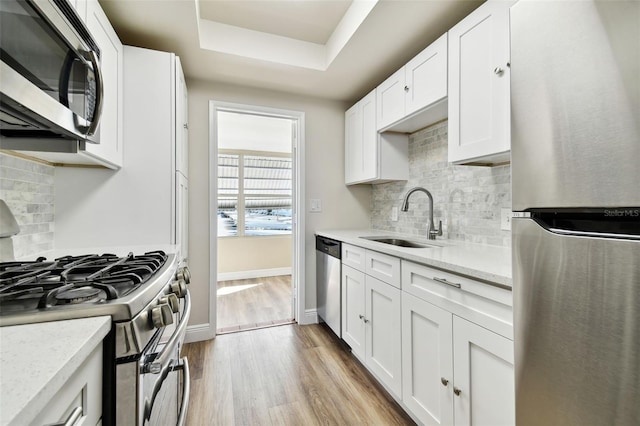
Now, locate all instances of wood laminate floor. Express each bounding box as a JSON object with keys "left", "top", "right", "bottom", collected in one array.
[
  {"left": 217, "top": 275, "right": 293, "bottom": 333},
  {"left": 182, "top": 324, "right": 415, "bottom": 426}
]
